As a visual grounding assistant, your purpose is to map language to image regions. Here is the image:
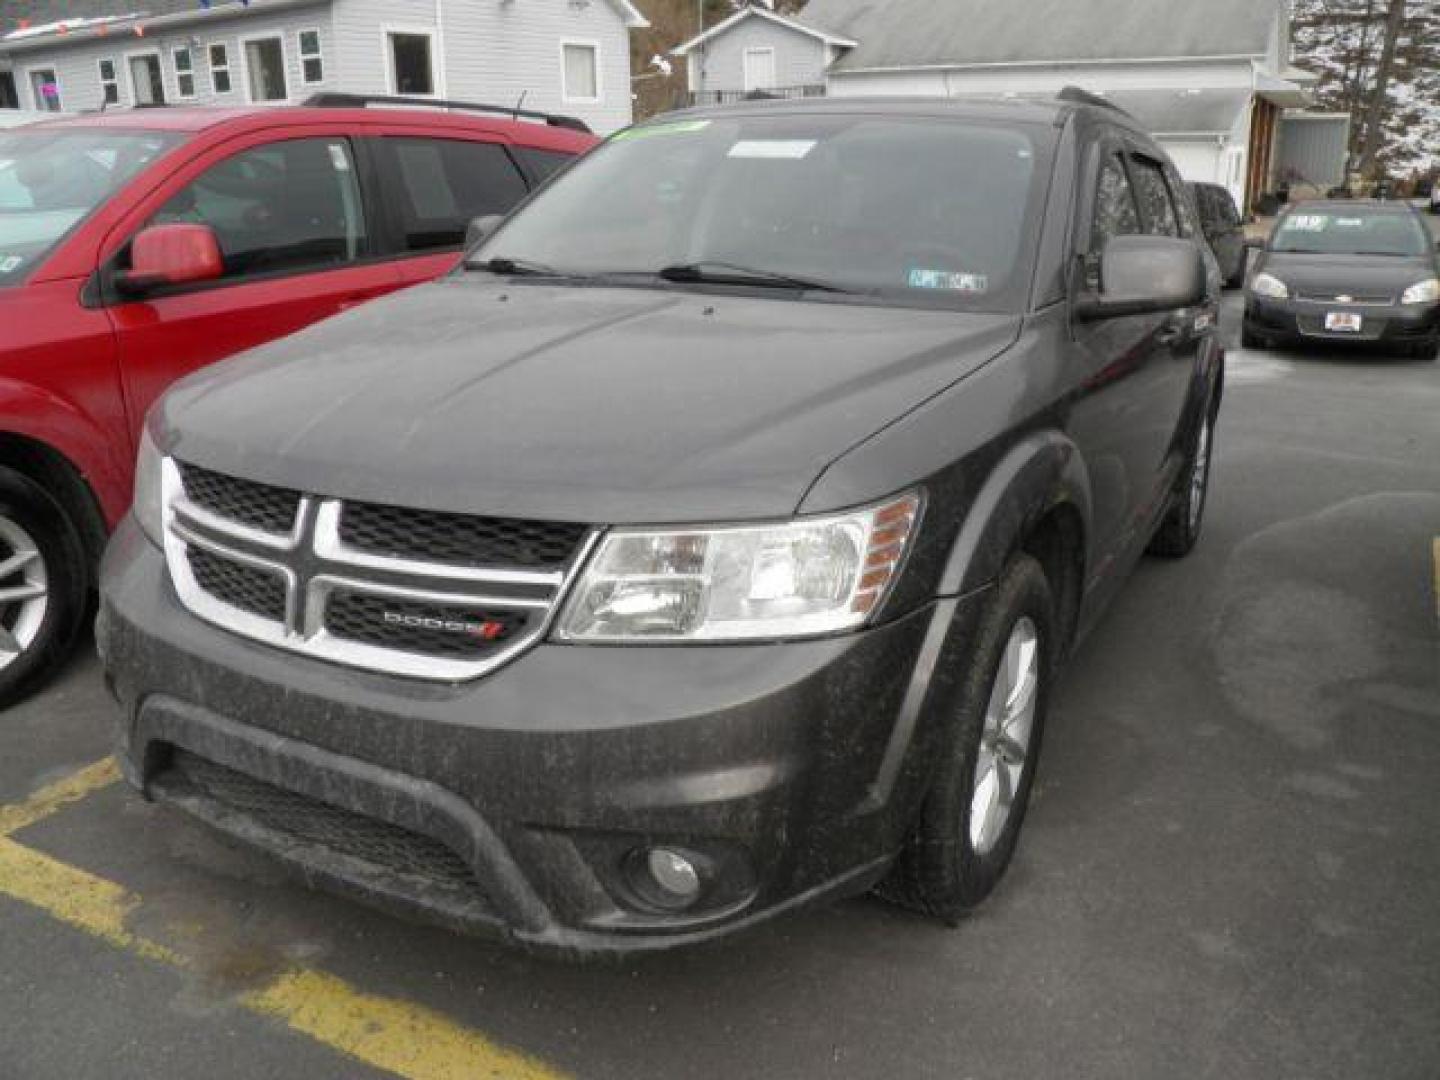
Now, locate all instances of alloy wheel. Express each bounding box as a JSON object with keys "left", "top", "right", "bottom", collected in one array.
[
  {"left": 0, "top": 515, "right": 49, "bottom": 672},
  {"left": 1187, "top": 416, "right": 1212, "bottom": 532},
  {"left": 969, "top": 616, "right": 1040, "bottom": 856}
]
